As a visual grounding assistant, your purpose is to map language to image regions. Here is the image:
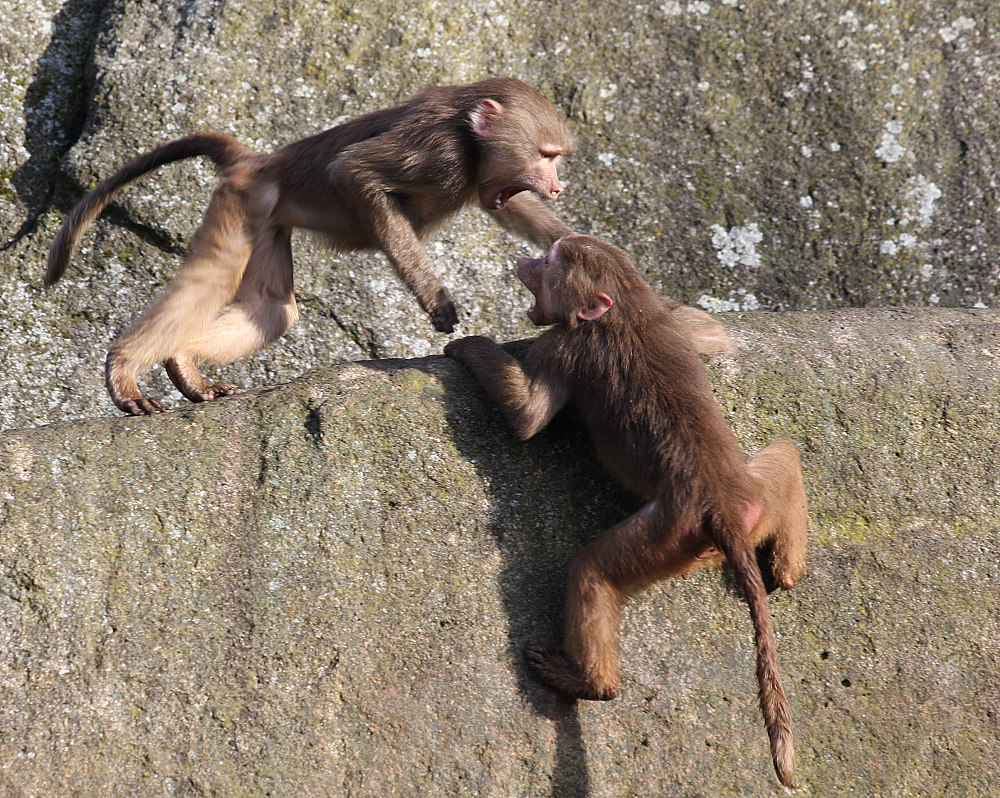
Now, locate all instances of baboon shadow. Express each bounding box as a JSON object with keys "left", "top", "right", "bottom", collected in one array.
[
  {"left": 2, "top": 0, "right": 105, "bottom": 252},
  {"left": 370, "top": 347, "right": 641, "bottom": 798}
]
